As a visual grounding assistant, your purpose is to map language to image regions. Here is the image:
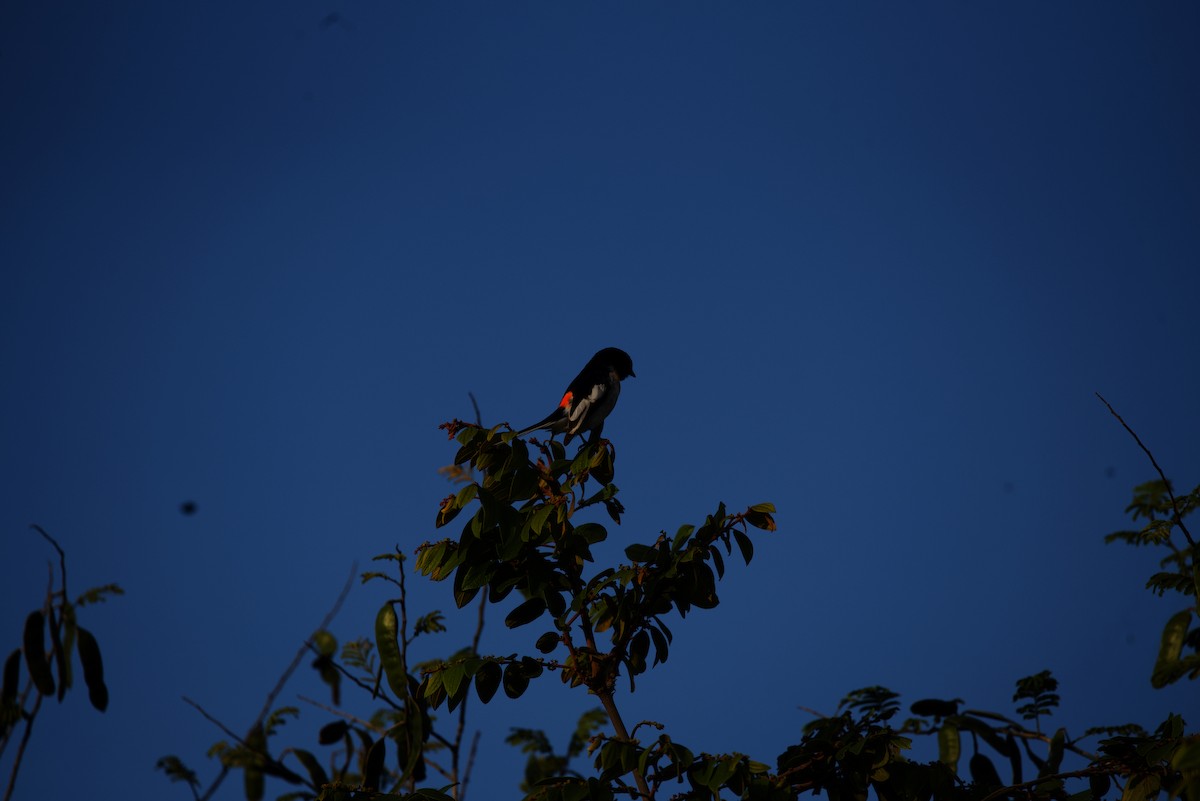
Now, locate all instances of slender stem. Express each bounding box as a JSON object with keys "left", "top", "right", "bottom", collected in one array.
[
  {"left": 454, "top": 592, "right": 487, "bottom": 801},
  {"left": 256, "top": 564, "right": 357, "bottom": 725},
  {"left": 579, "top": 609, "right": 651, "bottom": 798},
  {"left": 1096, "top": 393, "right": 1195, "bottom": 547},
  {"left": 461, "top": 730, "right": 481, "bottom": 801},
  {"left": 979, "top": 768, "right": 1102, "bottom": 801},
  {"left": 3, "top": 691, "right": 42, "bottom": 801},
  {"left": 30, "top": 525, "right": 67, "bottom": 604}
]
